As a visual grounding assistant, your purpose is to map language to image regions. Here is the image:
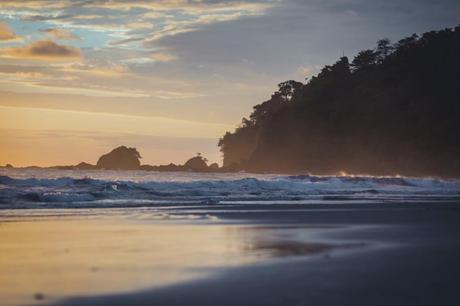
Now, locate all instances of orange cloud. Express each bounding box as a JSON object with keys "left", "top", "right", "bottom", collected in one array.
[
  {"left": 0, "top": 21, "right": 20, "bottom": 41},
  {"left": 2, "top": 40, "right": 81, "bottom": 61},
  {"left": 151, "top": 51, "right": 177, "bottom": 62},
  {"left": 41, "top": 28, "right": 80, "bottom": 40}
]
